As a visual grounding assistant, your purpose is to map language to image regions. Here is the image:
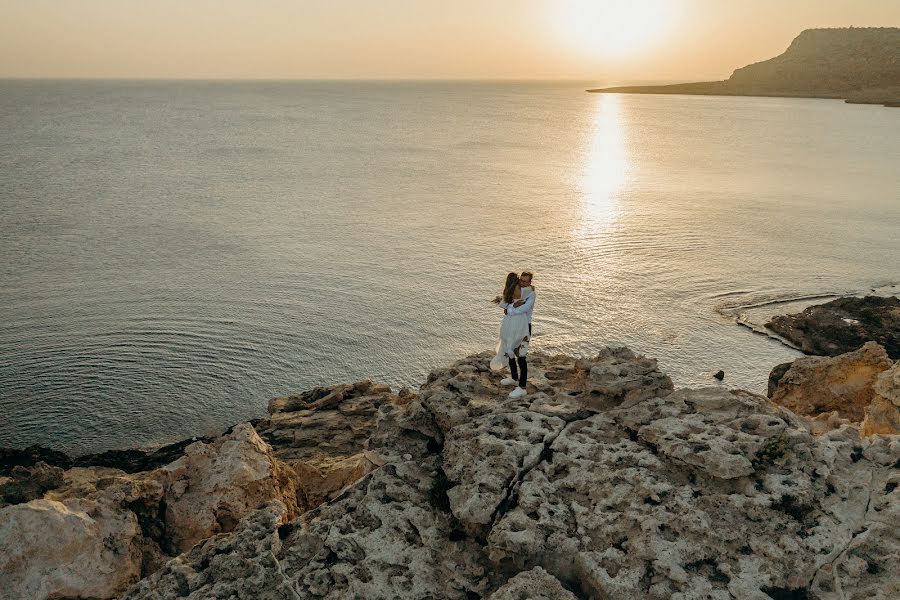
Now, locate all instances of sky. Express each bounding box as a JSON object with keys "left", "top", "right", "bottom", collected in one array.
[{"left": 1, "top": 0, "right": 898, "bottom": 81}]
